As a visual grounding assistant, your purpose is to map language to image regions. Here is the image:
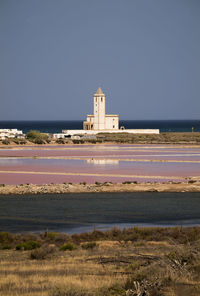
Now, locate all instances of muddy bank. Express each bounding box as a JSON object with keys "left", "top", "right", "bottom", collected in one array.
[{"left": 0, "top": 180, "right": 200, "bottom": 195}]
